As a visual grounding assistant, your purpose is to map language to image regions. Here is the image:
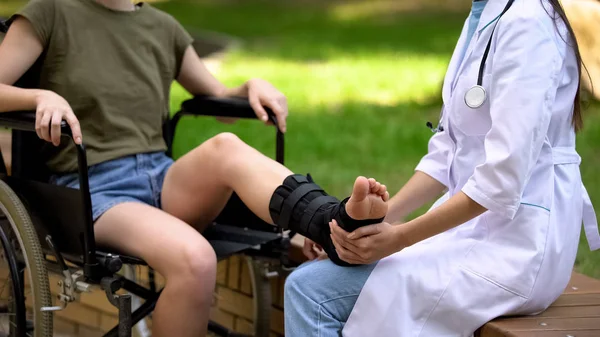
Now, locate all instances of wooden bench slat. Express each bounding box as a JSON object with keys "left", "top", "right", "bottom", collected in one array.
[
  {"left": 534, "top": 305, "right": 600, "bottom": 318},
  {"left": 489, "top": 317, "right": 600, "bottom": 331},
  {"left": 479, "top": 325, "right": 600, "bottom": 337},
  {"left": 513, "top": 330, "right": 600, "bottom": 337},
  {"left": 491, "top": 305, "right": 600, "bottom": 320},
  {"left": 551, "top": 293, "right": 600, "bottom": 307}
]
